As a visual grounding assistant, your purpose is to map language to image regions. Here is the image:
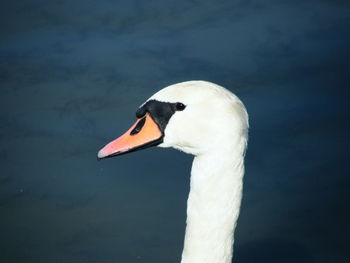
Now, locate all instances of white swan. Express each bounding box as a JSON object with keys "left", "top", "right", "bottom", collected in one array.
[{"left": 98, "top": 81, "right": 249, "bottom": 263}]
